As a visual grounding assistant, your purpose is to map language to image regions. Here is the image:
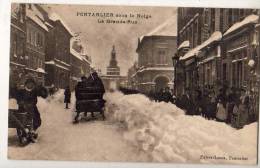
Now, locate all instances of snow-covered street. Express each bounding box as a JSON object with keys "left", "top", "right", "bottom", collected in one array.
[
  {"left": 8, "top": 90, "right": 258, "bottom": 165},
  {"left": 8, "top": 91, "right": 150, "bottom": 162}
]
